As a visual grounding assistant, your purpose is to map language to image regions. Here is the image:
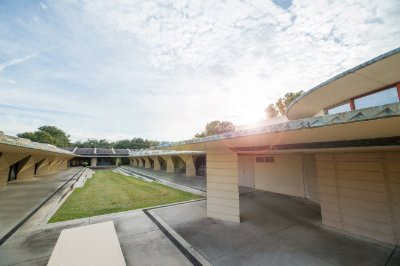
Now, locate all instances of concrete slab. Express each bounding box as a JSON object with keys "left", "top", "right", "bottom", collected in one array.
[
  {"left": 153, "top": 190, "right": 396, "bottom": 265},
  {"left": 119, "top": 230, "right": 191, "bottom": 266},
  {"left": 89, "top": 211, "right": 159, "bottom": 238},
  {"left": 0, "top": 220, "right": 89, "bottom": 266},
  {"left": 150, "top": 200, "right": 207, "bottom": 227},
  {"left": 48, "top": 221, "right": 126, "bottom": 266},
  {"left": 0, "top": 205, "right": 193, "bottom": 266},
  {"left": 0, "top": 168, "right": 80, "bottom": 241}
]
